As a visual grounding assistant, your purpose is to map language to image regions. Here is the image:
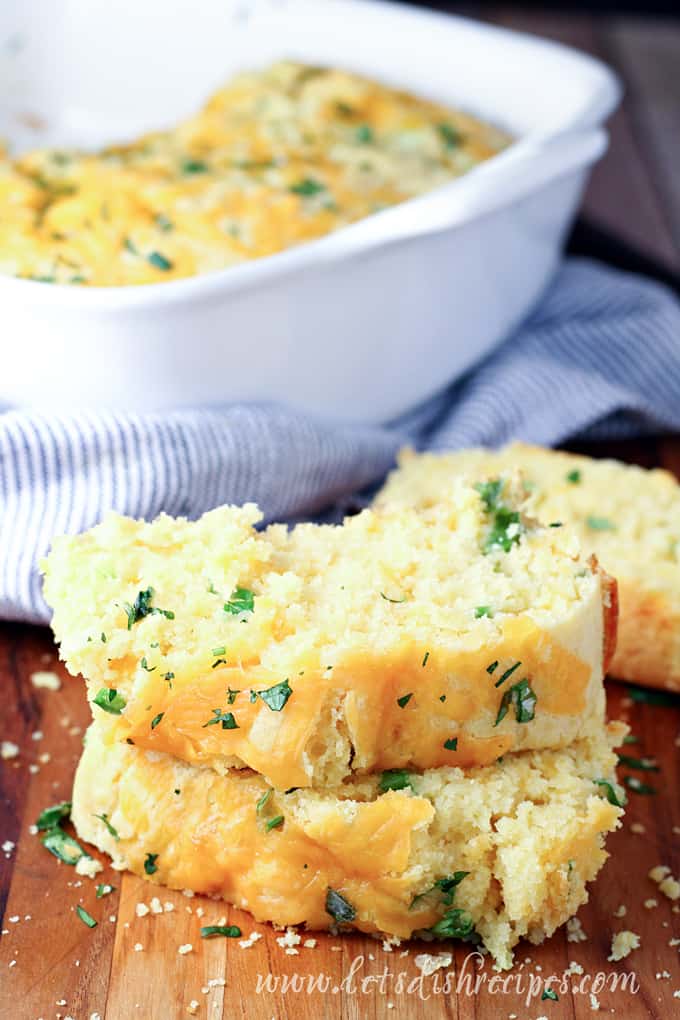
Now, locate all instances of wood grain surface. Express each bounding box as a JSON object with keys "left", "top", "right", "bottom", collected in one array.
[{"left": 1, "top": 437, "right": 679, "bottom": 1020}]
